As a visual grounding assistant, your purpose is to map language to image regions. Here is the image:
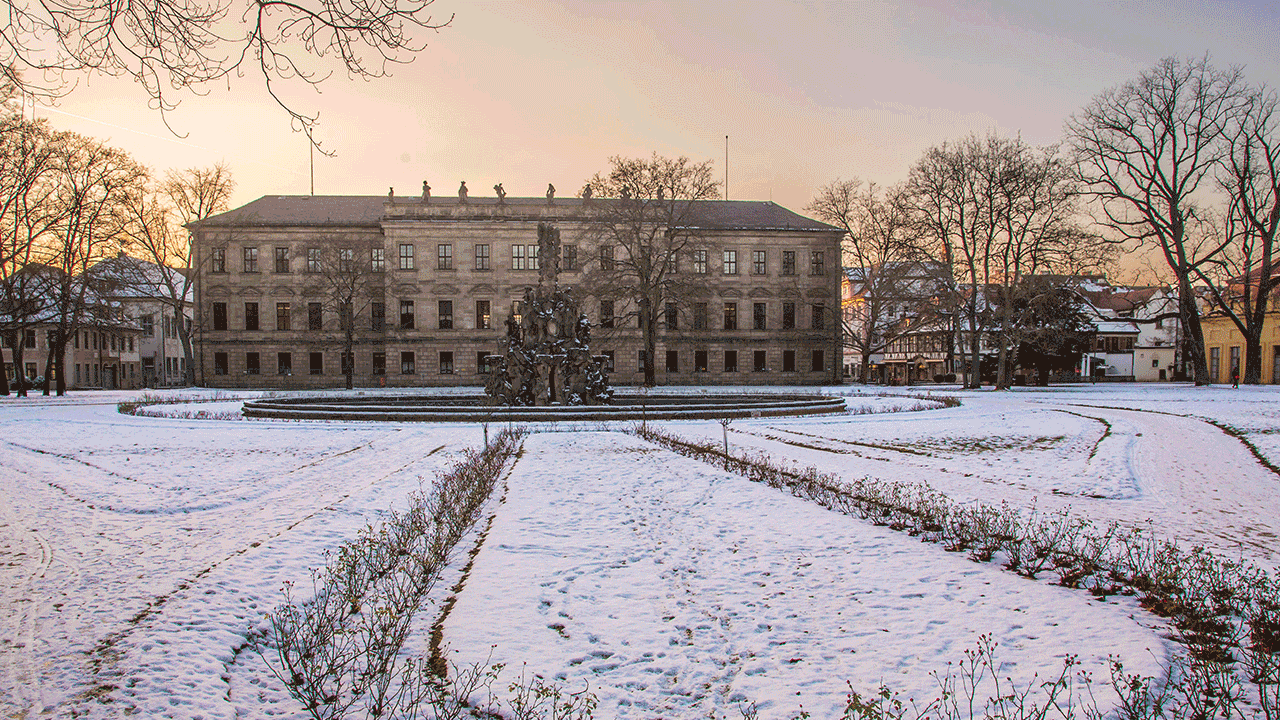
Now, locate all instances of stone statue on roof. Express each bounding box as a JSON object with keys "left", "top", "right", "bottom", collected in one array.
[
  {"left": 388, "top": 186, "right": 394, "bottom": 201},
  {"left": 546, "top": 183, "right": 555, "bottom": 205},
  {"left": 494, "top": 183, "right": 506, "bottom": 203},
  {"left": 458, "top": 180, "right": 468, "bottom": 203},
  {"left": 421, "top": 180, "right": 430, "bottom": 203},
  {"left": 581, "top": 184, "right": 593, "bottom": 201}
]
